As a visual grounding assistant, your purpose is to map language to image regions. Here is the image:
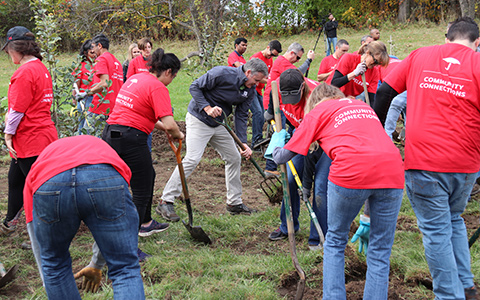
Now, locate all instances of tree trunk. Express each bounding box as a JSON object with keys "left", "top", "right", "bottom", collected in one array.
[
  {"left": 398, "top": 0, "right": 410, "bottom": 22},
  {"left": 459, "top": 0, "right": 475, "bottom": 18}
]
